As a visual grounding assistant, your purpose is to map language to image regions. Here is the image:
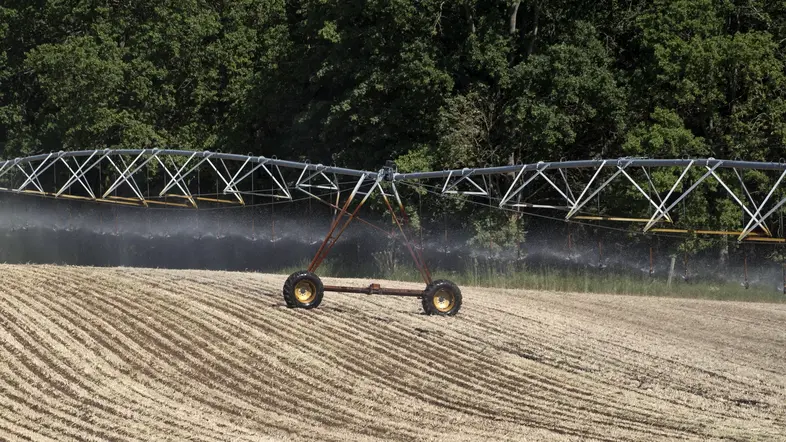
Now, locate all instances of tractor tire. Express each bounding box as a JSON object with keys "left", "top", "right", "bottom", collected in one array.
[
  {"left": 421, "top": 279, "right": 462, "bottom": 316},
  {"left": 283, "top": 270, "right": 324, "bottom": 309}
]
